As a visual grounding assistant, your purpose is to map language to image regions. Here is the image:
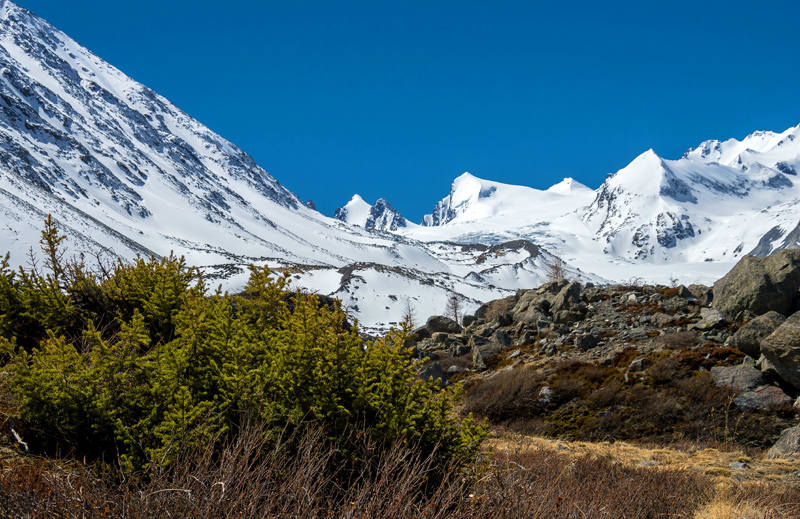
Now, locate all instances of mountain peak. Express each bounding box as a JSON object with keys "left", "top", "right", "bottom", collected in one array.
[
  {"left": 334, "top": 195, "right": 408, "bottom": 231},
  {"left": 547, "top": 177, "right": 591, "bottom": 194}
]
